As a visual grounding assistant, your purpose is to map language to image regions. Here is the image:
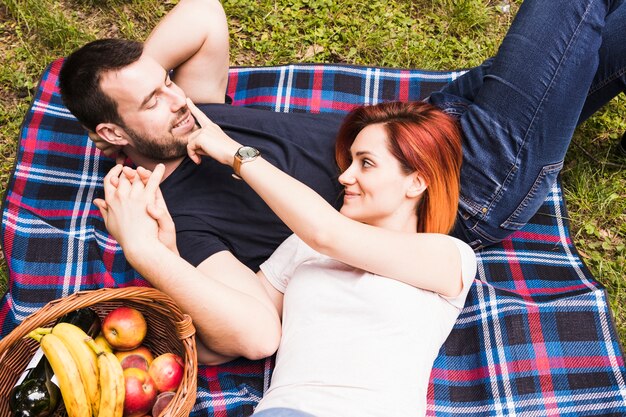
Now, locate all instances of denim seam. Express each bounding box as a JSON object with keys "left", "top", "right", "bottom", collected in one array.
[
  {"left": 459, "top": 194, "right": 487, "bottom": 215},
  {"left": 500, "top": 160, "right": 563, "bottom": 229},
  {"left": 466, "top": 222, "right": 500, "bottom": 247},
  {"left": 439, "top": 101, "right": 470, "bottom": 117},
  {"left": 587, "top": 66, "right": 626, "bottom": 95}
]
